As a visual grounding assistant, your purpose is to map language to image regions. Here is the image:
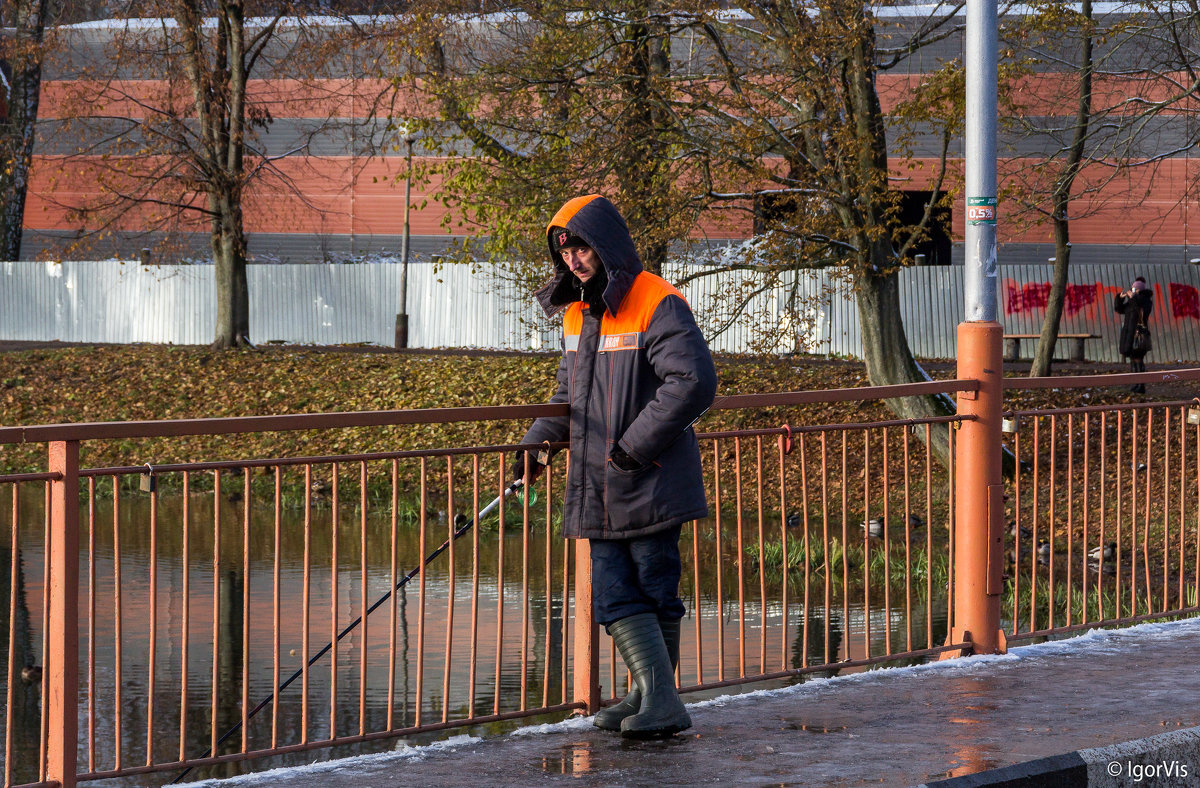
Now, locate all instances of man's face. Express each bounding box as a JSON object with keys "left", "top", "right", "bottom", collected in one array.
[{"left": 561, "top": 245, "right": 599, "bottom": 284}]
